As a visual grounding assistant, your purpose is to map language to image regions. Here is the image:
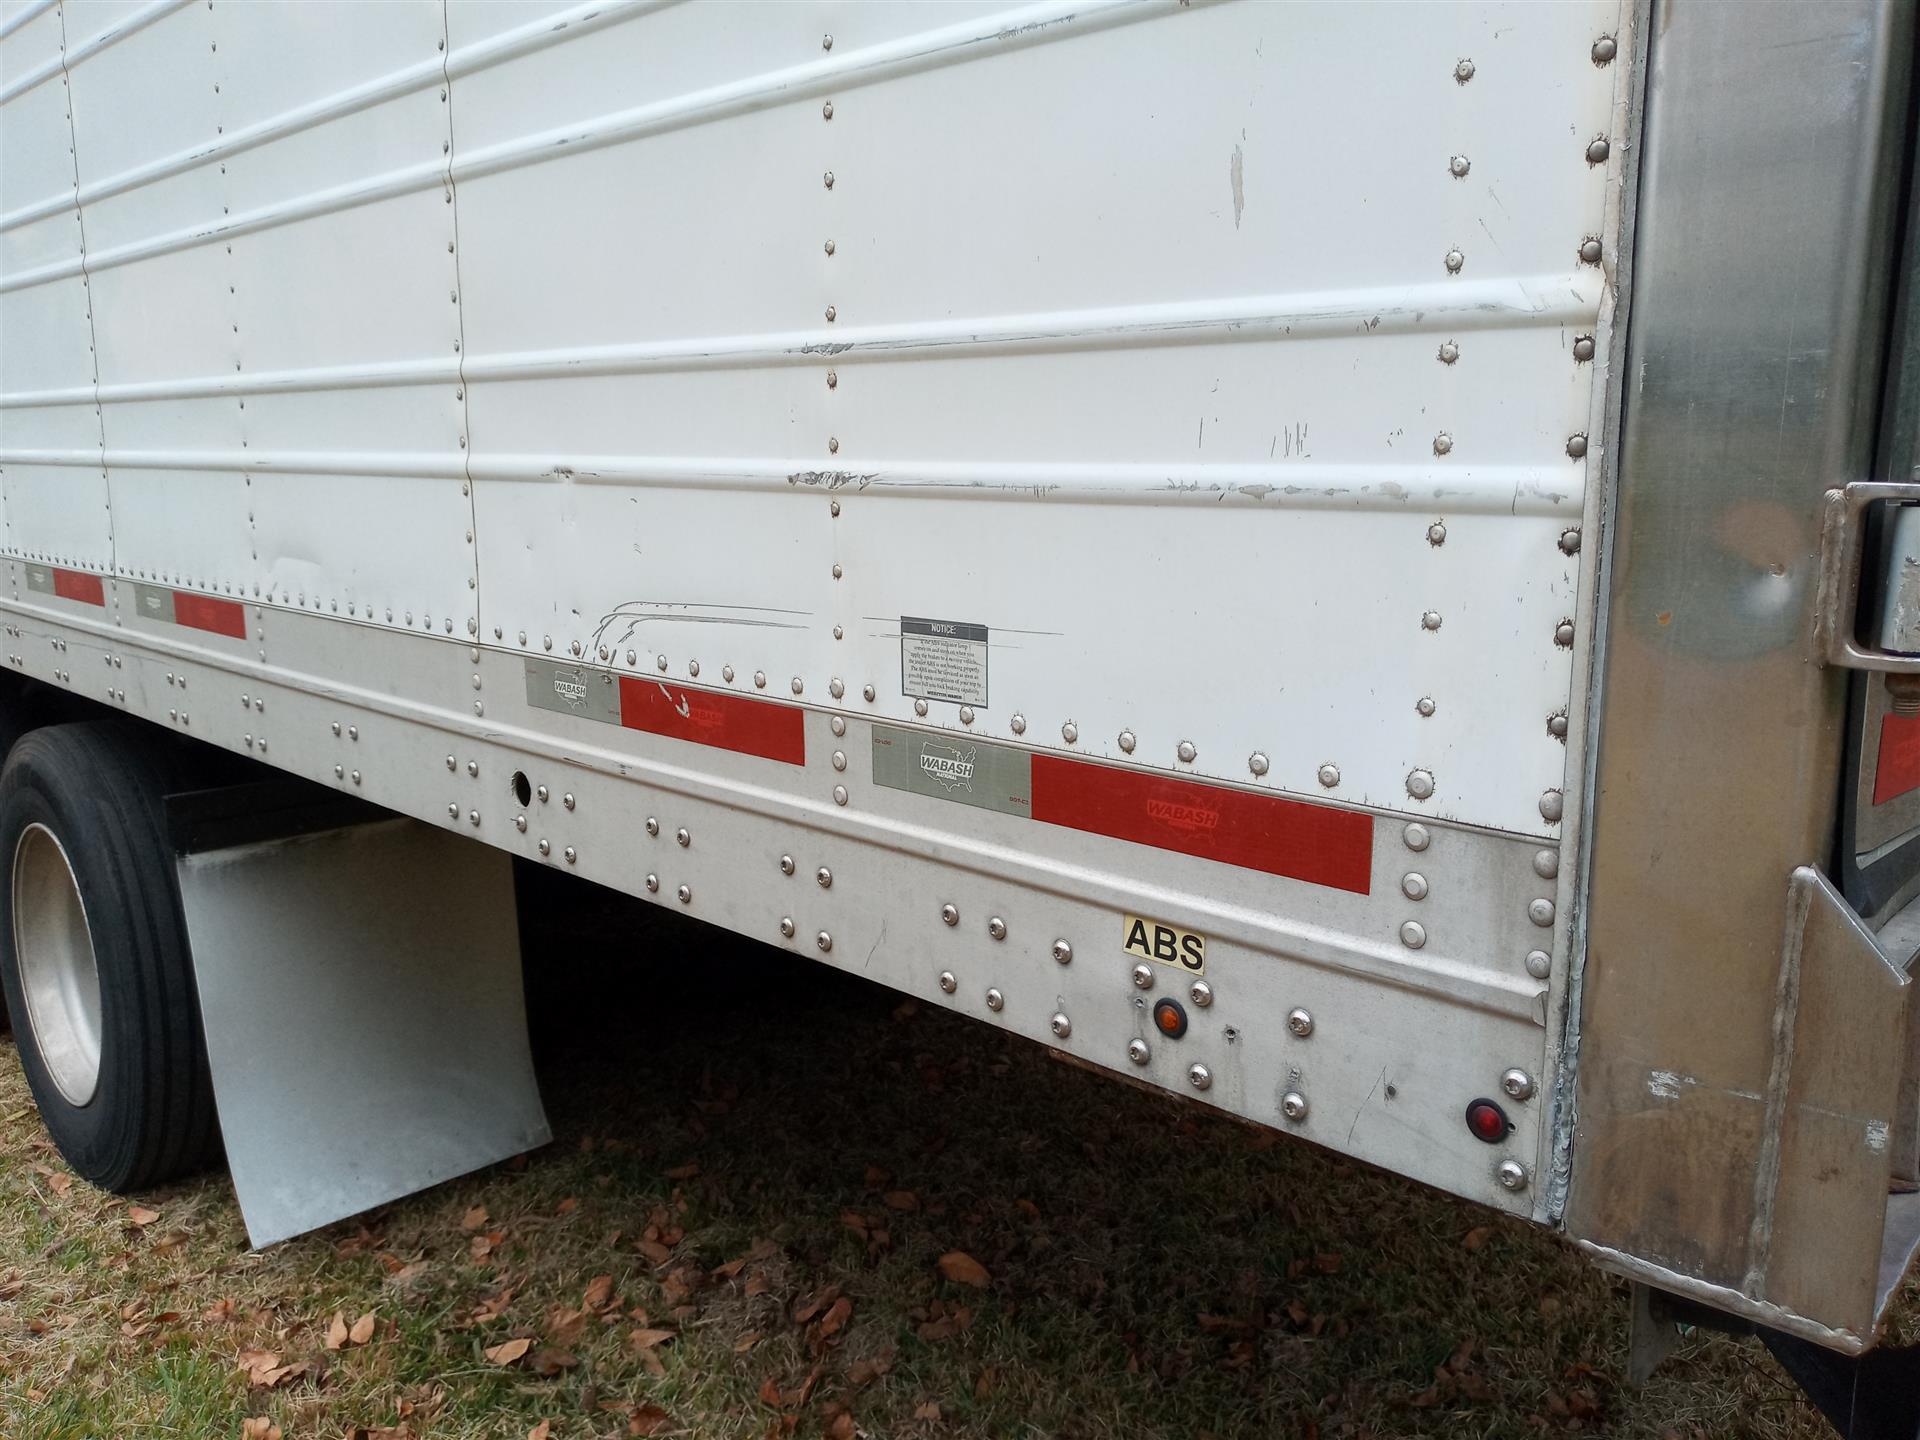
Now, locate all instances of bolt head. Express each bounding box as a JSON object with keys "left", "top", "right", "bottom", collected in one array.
[
  {"left": 1010, "top": 713, "right": 1026, "bottom": 734},
  {"left": 941, "top": 903, "right": 959, "bottom": 926},
  {"left": 1249, "top": 751, "right": 1269, "bottom": 776},
  {"left": 1525, "top": 949, "right": 1552, "bottom": 979},
  {"left": 1317, "top": 763, "right": 1340, "bottom": 788},
  {"left": 1454, "top": 57, "right": 1474, "bottom": 82},
  {"left": 1416, "top": 696, "right": 1437, "bottom": 717},
  {"left": 1128, "top": 1038, "right": 1151, "bottom": 1066},
  {"left": 791, "top": 676, "right": 804, "bottom": 695},
  {"left": 1555, "top": 620, "right": 1576, "bottom": 648},
  {"left": 1401, "top": 872, "right": 1429, "bottom": 901},
  {"left": 830, "top": 678, "right": 846, "bottom": 700},
  {"left": 987, "top": 916, "right": 1006, "bottom": 941},
  {"left": 1540, "top": 789, "right": 1564, "bottom": 822},
  {"left": 914, "top": 698, "right": 928, "bottom": 716},
  {"left": 646, "top": 817, "right": 660, "bottom": 836},
  {"left": 1062, "top": 721, "right": 1079, "bottom": 743},
  {"left": 816, "top": 866, "right": 832, "bottom": 888},
  {"left": 1188, "top": 980, "right": 1213, "bottom": 1007},
  {"left": 645, "top": 872, "right": 658, "bottom": 891},
  {"left": 1579, "top": 238, "right": 1603, "bottom": 265},
  {"left": 1049, "top": 1012, "right": 1071, "bottom": 1039},
  {"left": 1176, "top": 739, "right": 1197, "bottom": 764},
  {"left": 817, "top": 931, "right": 833, "bottom": 952},
  {"left": 1566, "top": 433, "right": 1589, "bottom": 459},
  {"left": 1572, "top": 335, "right": 1596, "bottom": 363},
  {"left": 754, "top": 670, "right": 767, "bottom": 688},
  {"left": 1052, "top": 938, "right": 1072, "bottom": 964},
  {"left": 1444, "top": 248, "right": 1465, "bottom": 274},
  {"left": 781, "top": 917, "right": 796, "bottom": 938},
  {"left": 832, "top": 785, "right": 848, "bottom": 806},
  {"left": 1448, "top": 155, "right": 1470, "bottom": 178},
  {"left": 958, "top": 705, "right": 974, "bottom": 725},
  {"left": 1592, "top": 34, "right": 1617, "bottom": 64},
  {"left": 676, "top": 828, "right": 690, "bottom": 847},
  {"left": 863, "top": 684, "right": 877, "bottom": 702},
  {"left": 1421, "top": 610, "right": 1442, "bottom": 631},
  {"left": 1286, "top": 1007, "right": 1314, "bottom": 1038},
  {"left": 1585, "top": 136, "right": 1610, "bottom": 165},
  {"left": 1118, "top": 729, "right": 1136, "bottom": 753},
  {"left": 985, "top": 987, "right": 1004, "bottom": 1011},
  {"left": 1501, "top": 1068, "right": 1536, "bottom": 1102},
  {"left": 1406, "top": 768, "right": 1435, "bottom": 800},
  {"left": 1403, "top": 822, "right": 1430, "bottom": 852},
  {"left": 1533, "top": 848, "right": 1559, "bottom": 880},
  {"left": 1427, "top": 521, "right": 1447, "bottom": 546},
  {"left": 1548, "top": 712, "right": 1569, "bottom": 739},
  {"left": 1188, "top": 1063, "right": 1212, "bottom": 1091},
  {"left": 1132, "top": 963, "right": 1154, "bottom": 990},
  {"left": 831, "top": 749, "right": 847, "bottom": 771},
  {"left": 1559, "top": 528, "right": 1582, "bottom": 555},
  {"left": 1432, "top": 432, "right": 1453, "bottom": 457},
  {"left": 1496, "top": 1160, "right": 1529, "bottom": 1193},
  {"left": 939, "top": 970, "right": 956, "bottom": 993},
  {"left": 780, "top": 854, "right": 795, "bottom": 874},
  {"left": 1528, "top": 897, "right": 1556, "bottom": 927},
  {"left": 1438, "top": 341, "right": 1460, "bottom": 364},
  {"left": 1400, "top": 920, "right": 1427, "bottom": 950},
  {"left": 1281, "top": 1090, "right": 1308, "bottom": 1121}
]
